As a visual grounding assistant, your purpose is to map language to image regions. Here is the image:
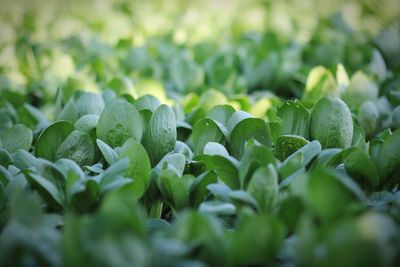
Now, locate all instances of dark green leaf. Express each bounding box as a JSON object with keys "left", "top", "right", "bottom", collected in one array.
[{"left": 35, "top": 121, "right": 74, "bottom": 161}]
